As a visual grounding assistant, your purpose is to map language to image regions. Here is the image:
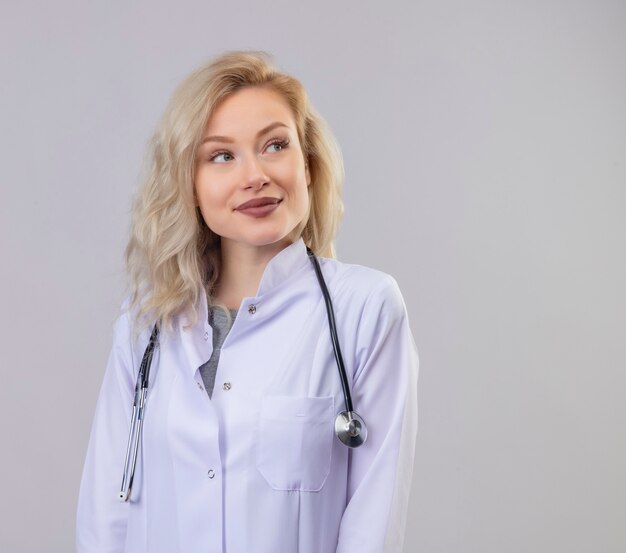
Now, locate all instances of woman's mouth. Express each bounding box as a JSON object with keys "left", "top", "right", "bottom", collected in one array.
[{"left": 235, "top": 198, "right": 282, "bottom": 218}]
